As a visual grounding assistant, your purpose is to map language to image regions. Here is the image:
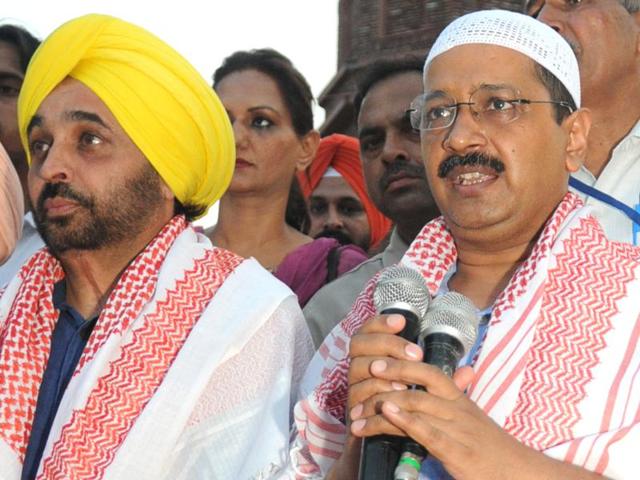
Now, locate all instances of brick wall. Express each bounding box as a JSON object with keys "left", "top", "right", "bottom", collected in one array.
[{"left": 322, "top": 0, "right": 526, "bottom": 134}]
